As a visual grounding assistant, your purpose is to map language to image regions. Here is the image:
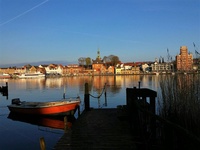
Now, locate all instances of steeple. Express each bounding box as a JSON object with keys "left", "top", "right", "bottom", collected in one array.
[
  {"left": 97, "top": 48, "right": 101, "bottom": 60},
  {"left": 92, "top": 48, "right": 103, "bottom": 64}
]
